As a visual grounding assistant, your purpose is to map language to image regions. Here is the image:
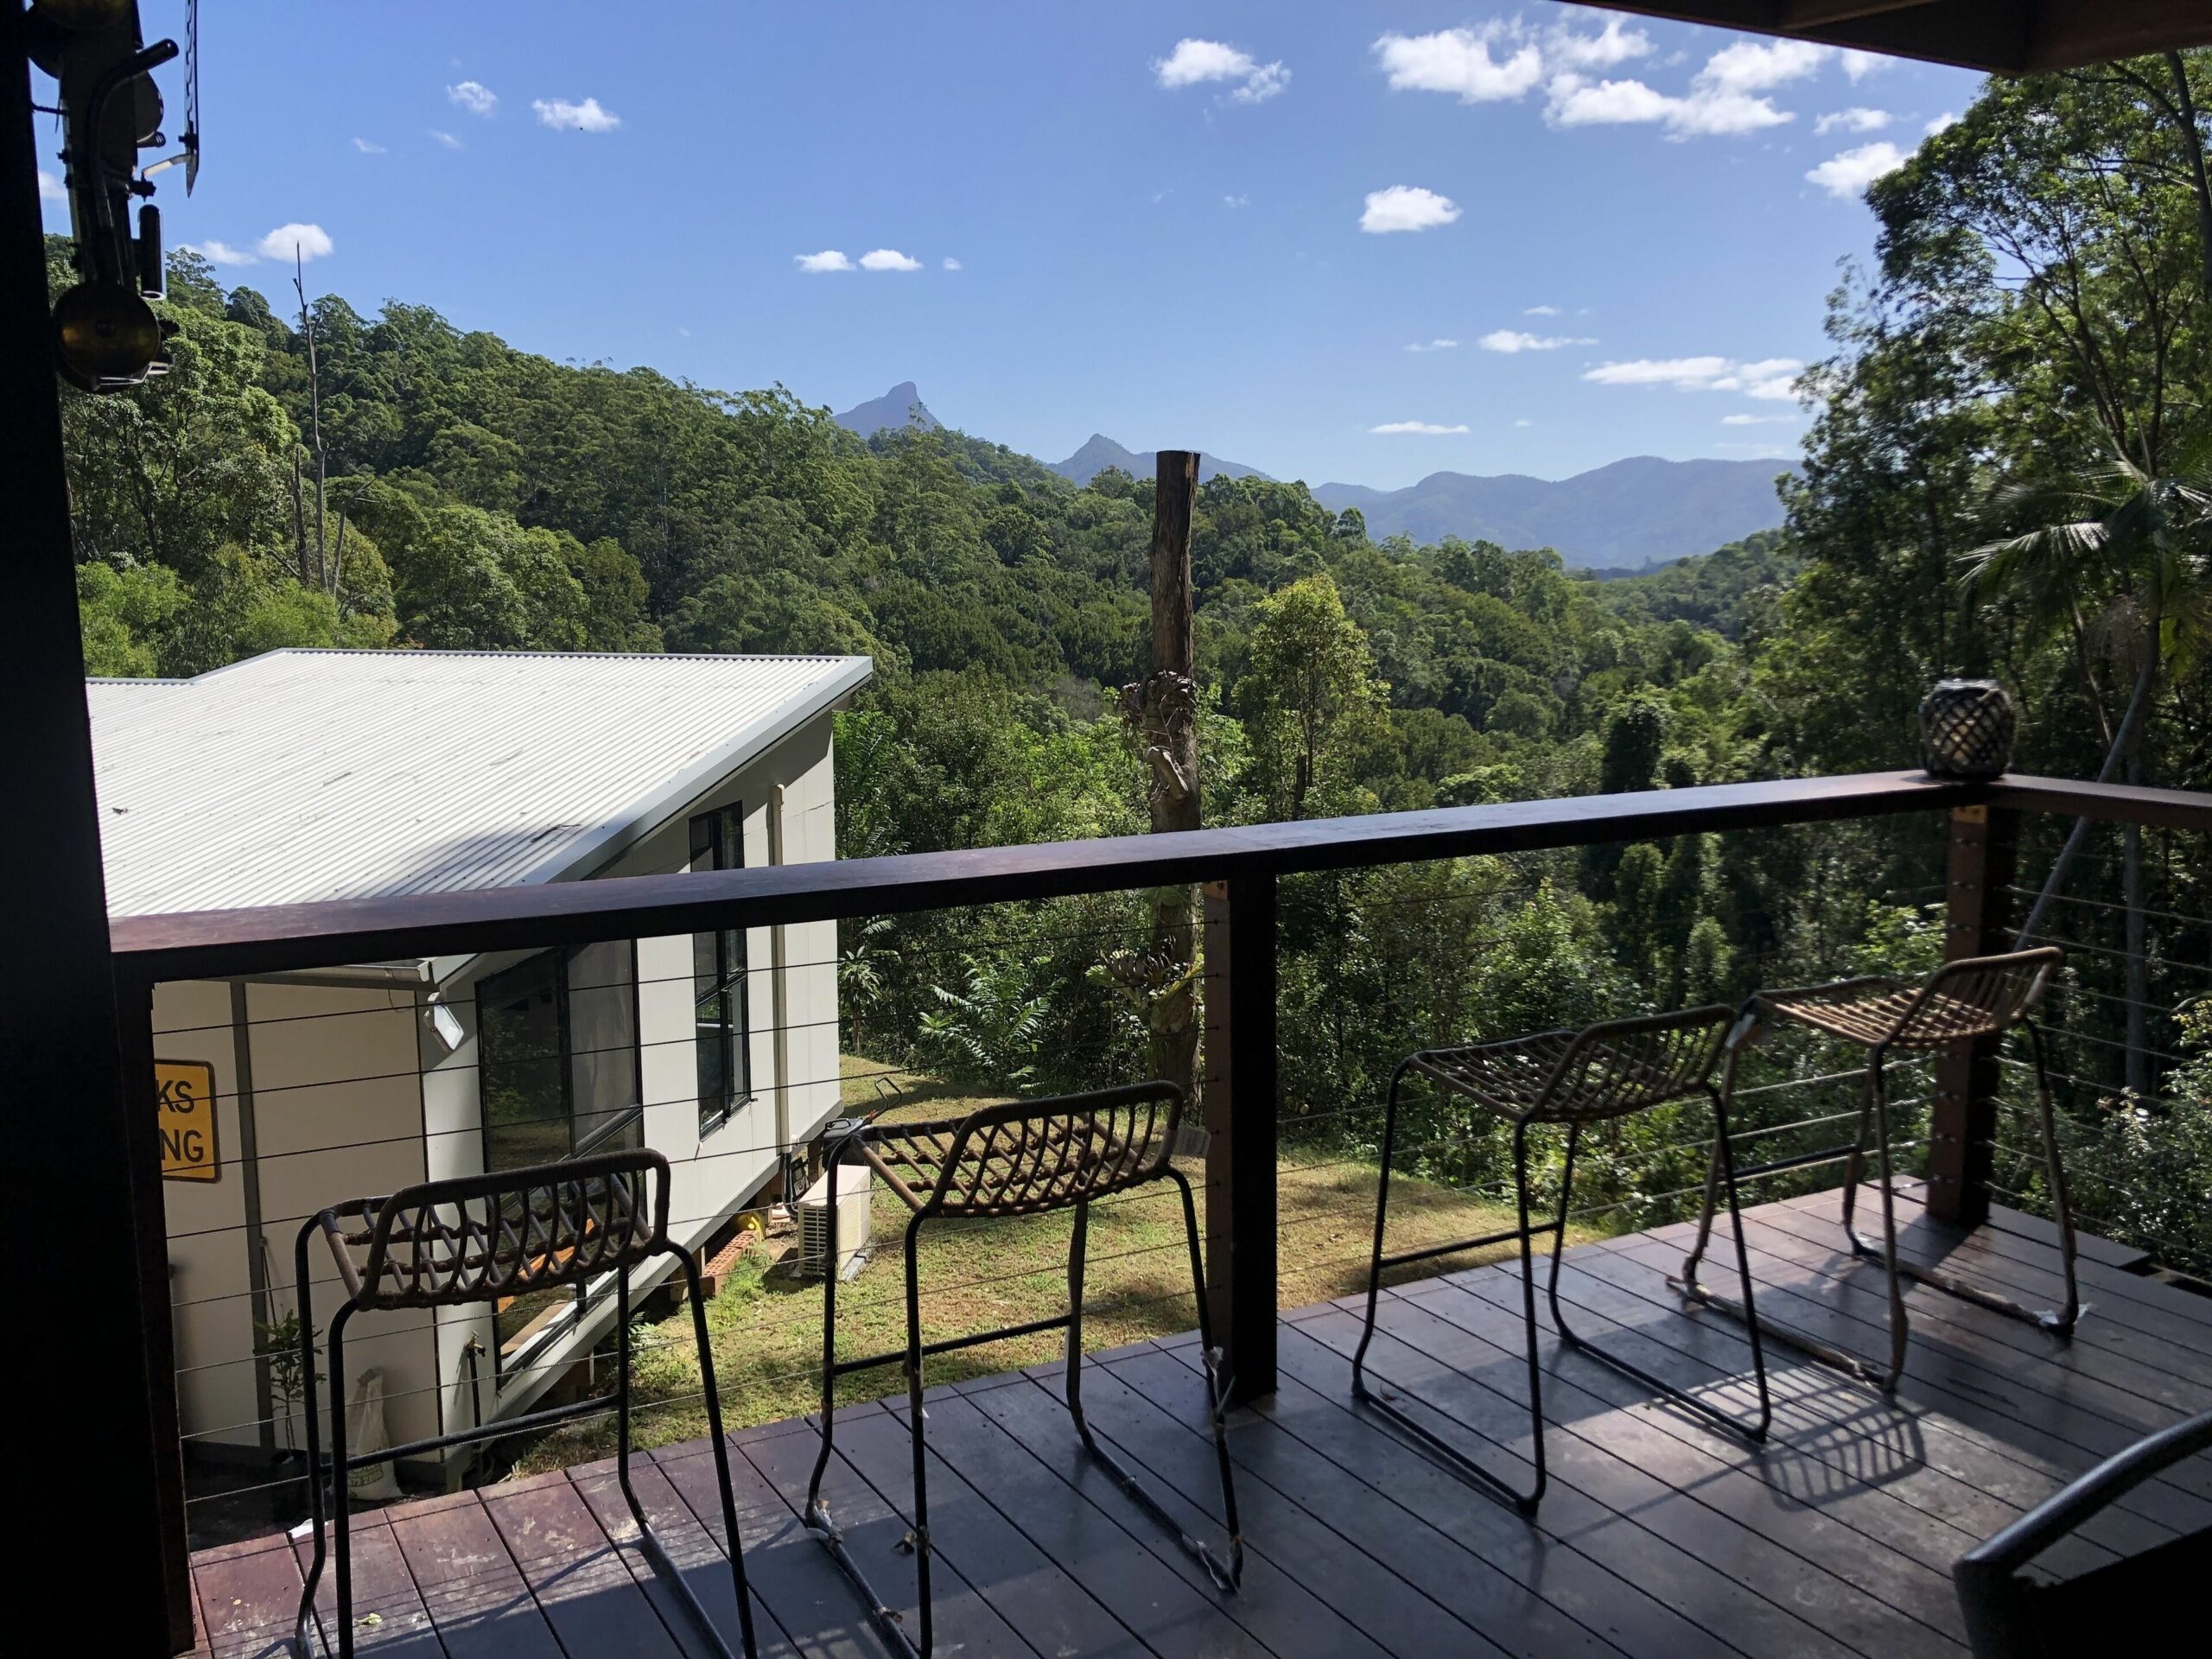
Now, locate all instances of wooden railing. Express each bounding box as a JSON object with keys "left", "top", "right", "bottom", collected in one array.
[{"left": 108, "top": 768, "right": 2209, "bottom": 1651}]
